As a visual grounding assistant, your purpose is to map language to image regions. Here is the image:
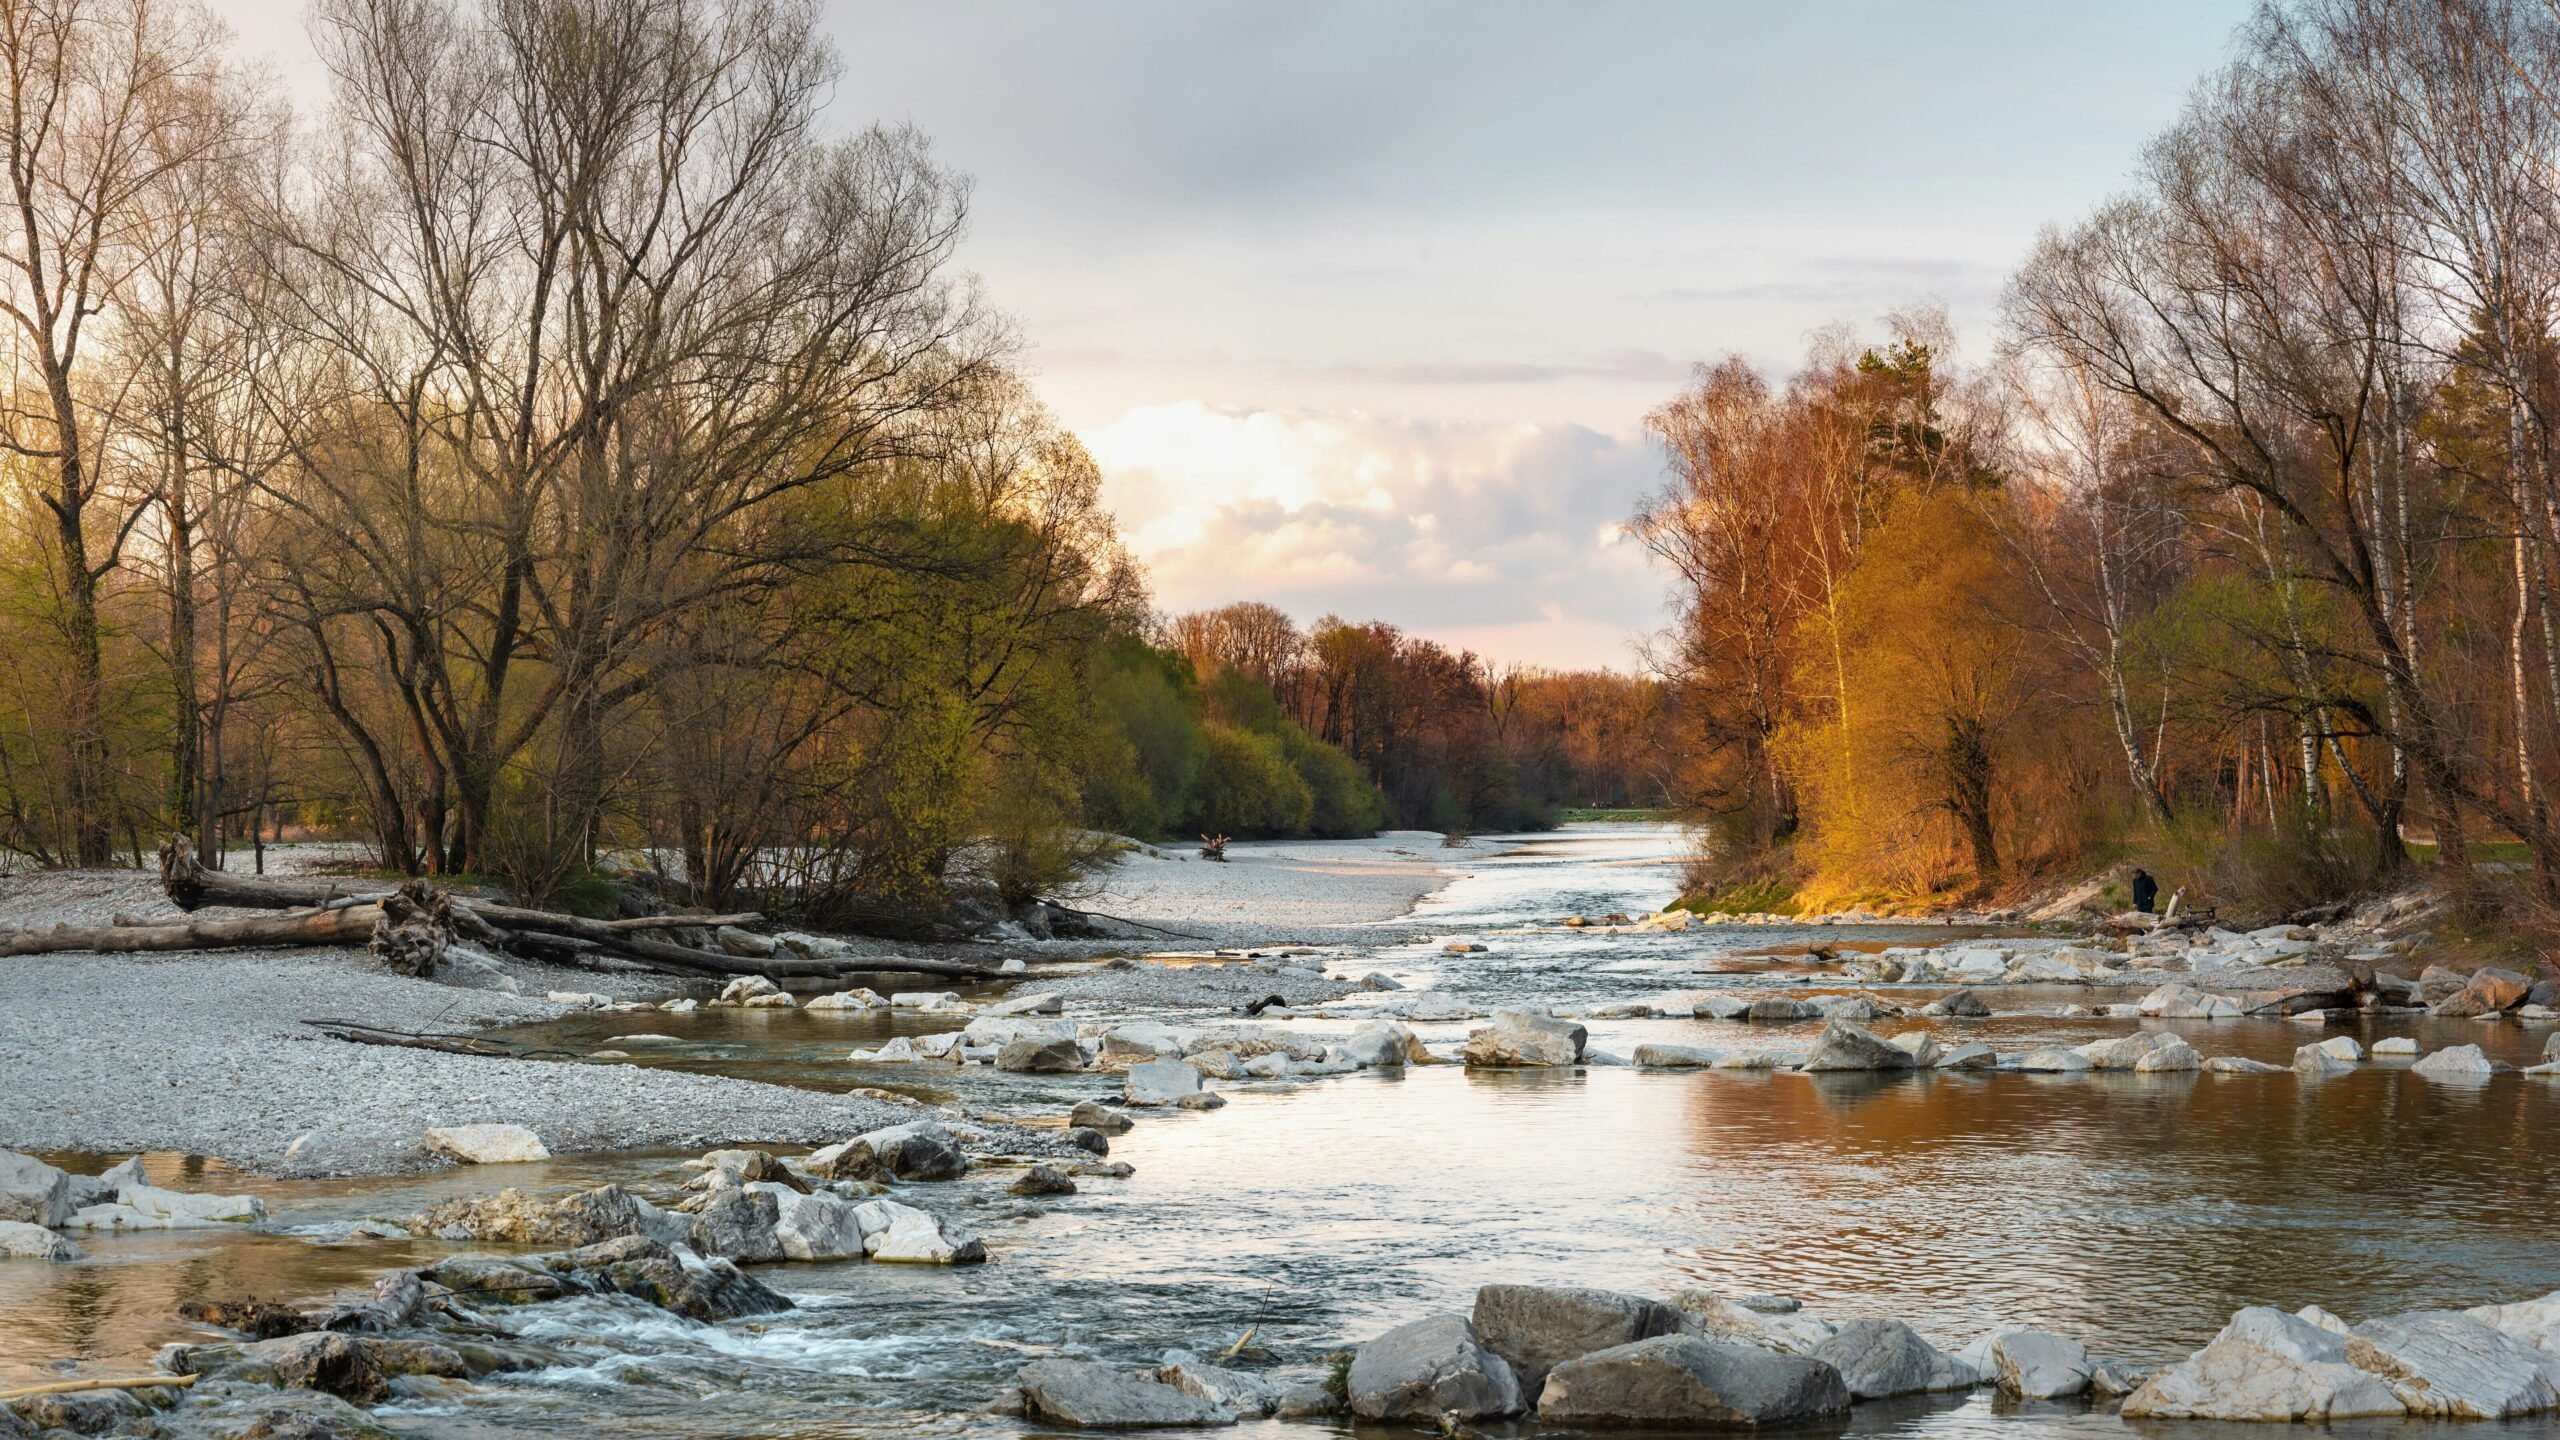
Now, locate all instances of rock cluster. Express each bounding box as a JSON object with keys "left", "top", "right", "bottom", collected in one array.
[{"left": 1, "top": 1150, "right": 265, "bottom": 1258}]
